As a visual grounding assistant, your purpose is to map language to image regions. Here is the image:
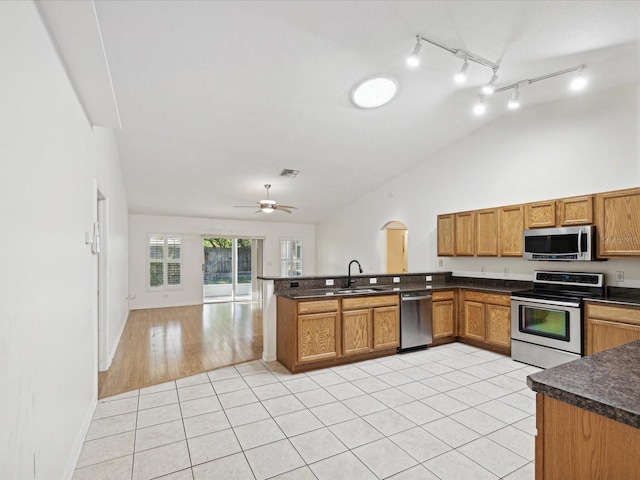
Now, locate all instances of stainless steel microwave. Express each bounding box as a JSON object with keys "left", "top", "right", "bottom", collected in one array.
[{"left": 523, "top": 225, "right": 597, "bottom": 261}]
